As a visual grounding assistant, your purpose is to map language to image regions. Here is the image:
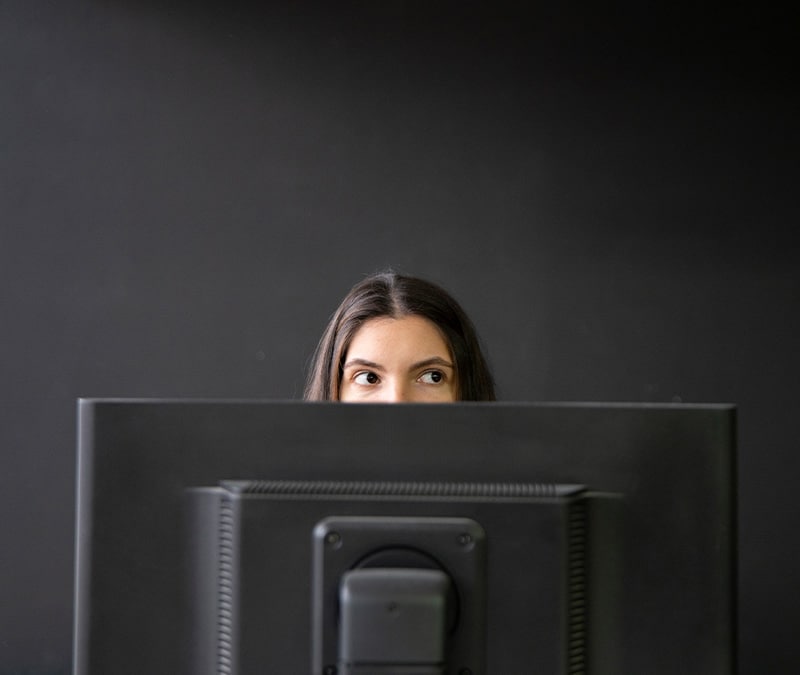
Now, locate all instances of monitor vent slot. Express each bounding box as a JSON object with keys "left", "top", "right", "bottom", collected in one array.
[
  {"left": 216, "top": 496, "right": 236, "bottom": 675},
  {"left": 223, "top": 479, "right": 582, "bottom": 499},
  {"left": 568, "top": 499, "right": 588, "bottom": 675}
]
